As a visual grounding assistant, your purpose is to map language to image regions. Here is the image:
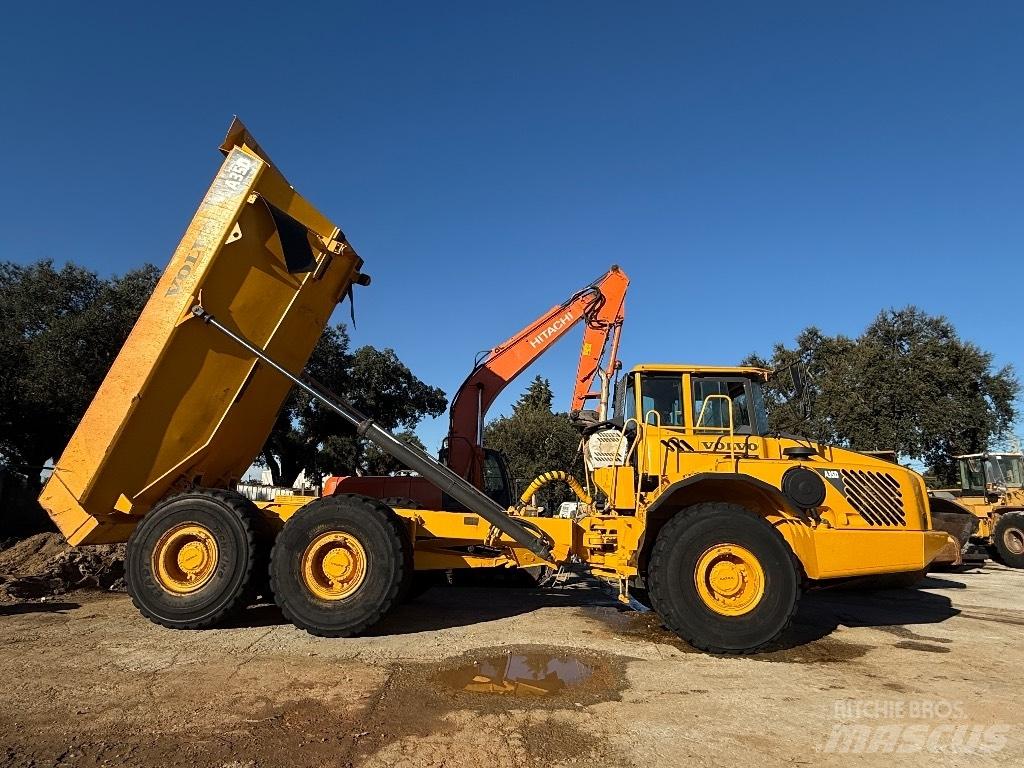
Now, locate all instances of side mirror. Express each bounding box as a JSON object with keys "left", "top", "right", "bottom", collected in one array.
[{"left": 790, "top": 365, "right": 806, "bottom": 399}]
